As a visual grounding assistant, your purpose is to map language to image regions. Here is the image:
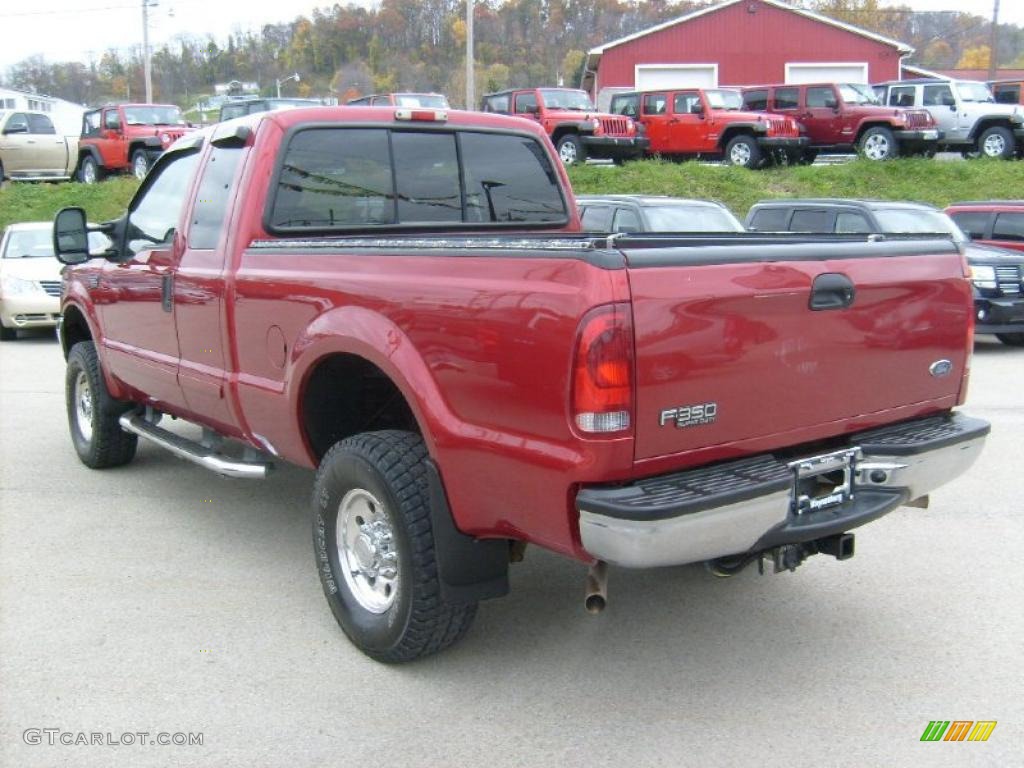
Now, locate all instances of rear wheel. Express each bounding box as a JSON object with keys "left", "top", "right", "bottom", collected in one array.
[
  {"left": 131, "top": 149, "right": 150, "bottom": 180},
  {"left": 556, "top": 134, "right": 586, "bottom": 165},
  {"left": 78, "top": 155, "right": 101, "bottom": 185},
  {"left": 723, "top": 135, "right": 762, "bottom": 169},
  {"left": 977, "top": 126, "right": 1015, "bottom": 160},
  {"left": 858, "top": 126, "right": 898, "bottom": 160},
  {"left": 65, "top": 341, "right": 138, "bottom": 468},
  {"left": 312, "top": 430, "right": 477, "bottom": 662},
  {"left": 996, "top": 333, "right": 1024, "bottom": 346}
]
